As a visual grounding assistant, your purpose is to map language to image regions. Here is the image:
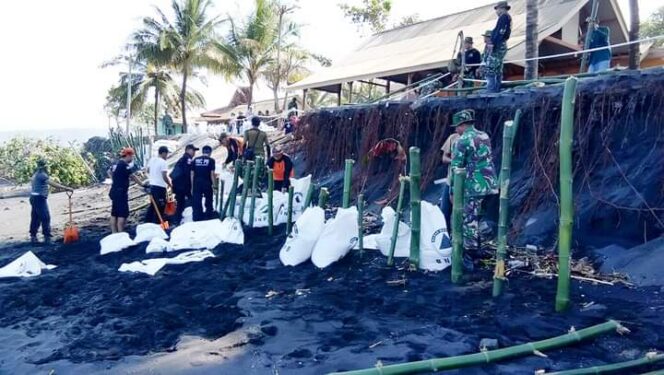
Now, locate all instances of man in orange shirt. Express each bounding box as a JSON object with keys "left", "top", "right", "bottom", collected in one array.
[{"left": 267, "top": 146, "right": 294, "bottom": 192}]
